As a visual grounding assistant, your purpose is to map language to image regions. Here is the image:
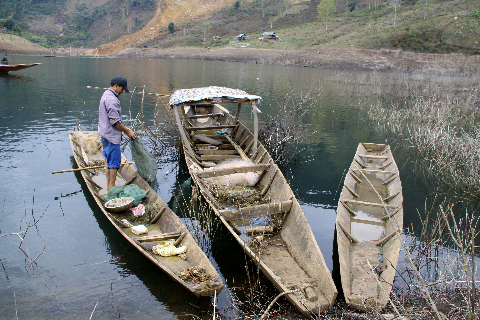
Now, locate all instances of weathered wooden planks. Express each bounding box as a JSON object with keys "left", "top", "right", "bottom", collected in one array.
[
  {"left": 133, "top": 232, "right": 182, "bottom": 242},
  {"left": 185, "top": 125, "right": 236, "bottom": 131},
  {"left": 219, "top": 200, "right": 293, "bottom": 221},
  {"left": 197, "top": 164, "right": 270, "bottom": 178}
]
